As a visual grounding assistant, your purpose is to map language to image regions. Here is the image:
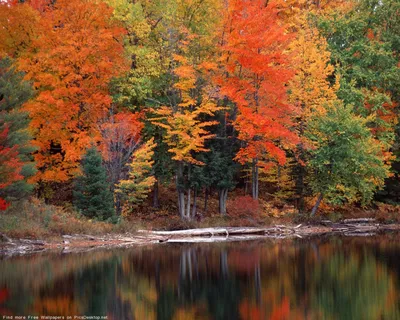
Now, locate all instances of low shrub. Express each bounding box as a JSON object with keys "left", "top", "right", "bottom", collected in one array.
[{"left": 228, "top": 195, "right": 261, "bottom": 218}]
